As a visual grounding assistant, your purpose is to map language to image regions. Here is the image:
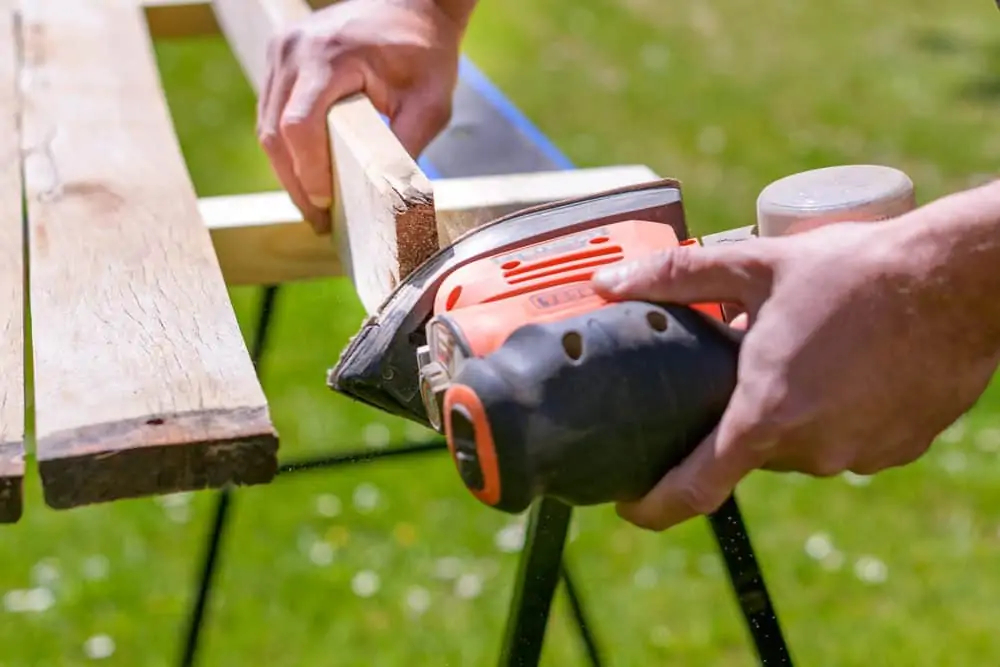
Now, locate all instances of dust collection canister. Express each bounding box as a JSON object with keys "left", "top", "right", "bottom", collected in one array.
[{"left": 756, "top": 164, "right": 916, "bottom": 238}]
